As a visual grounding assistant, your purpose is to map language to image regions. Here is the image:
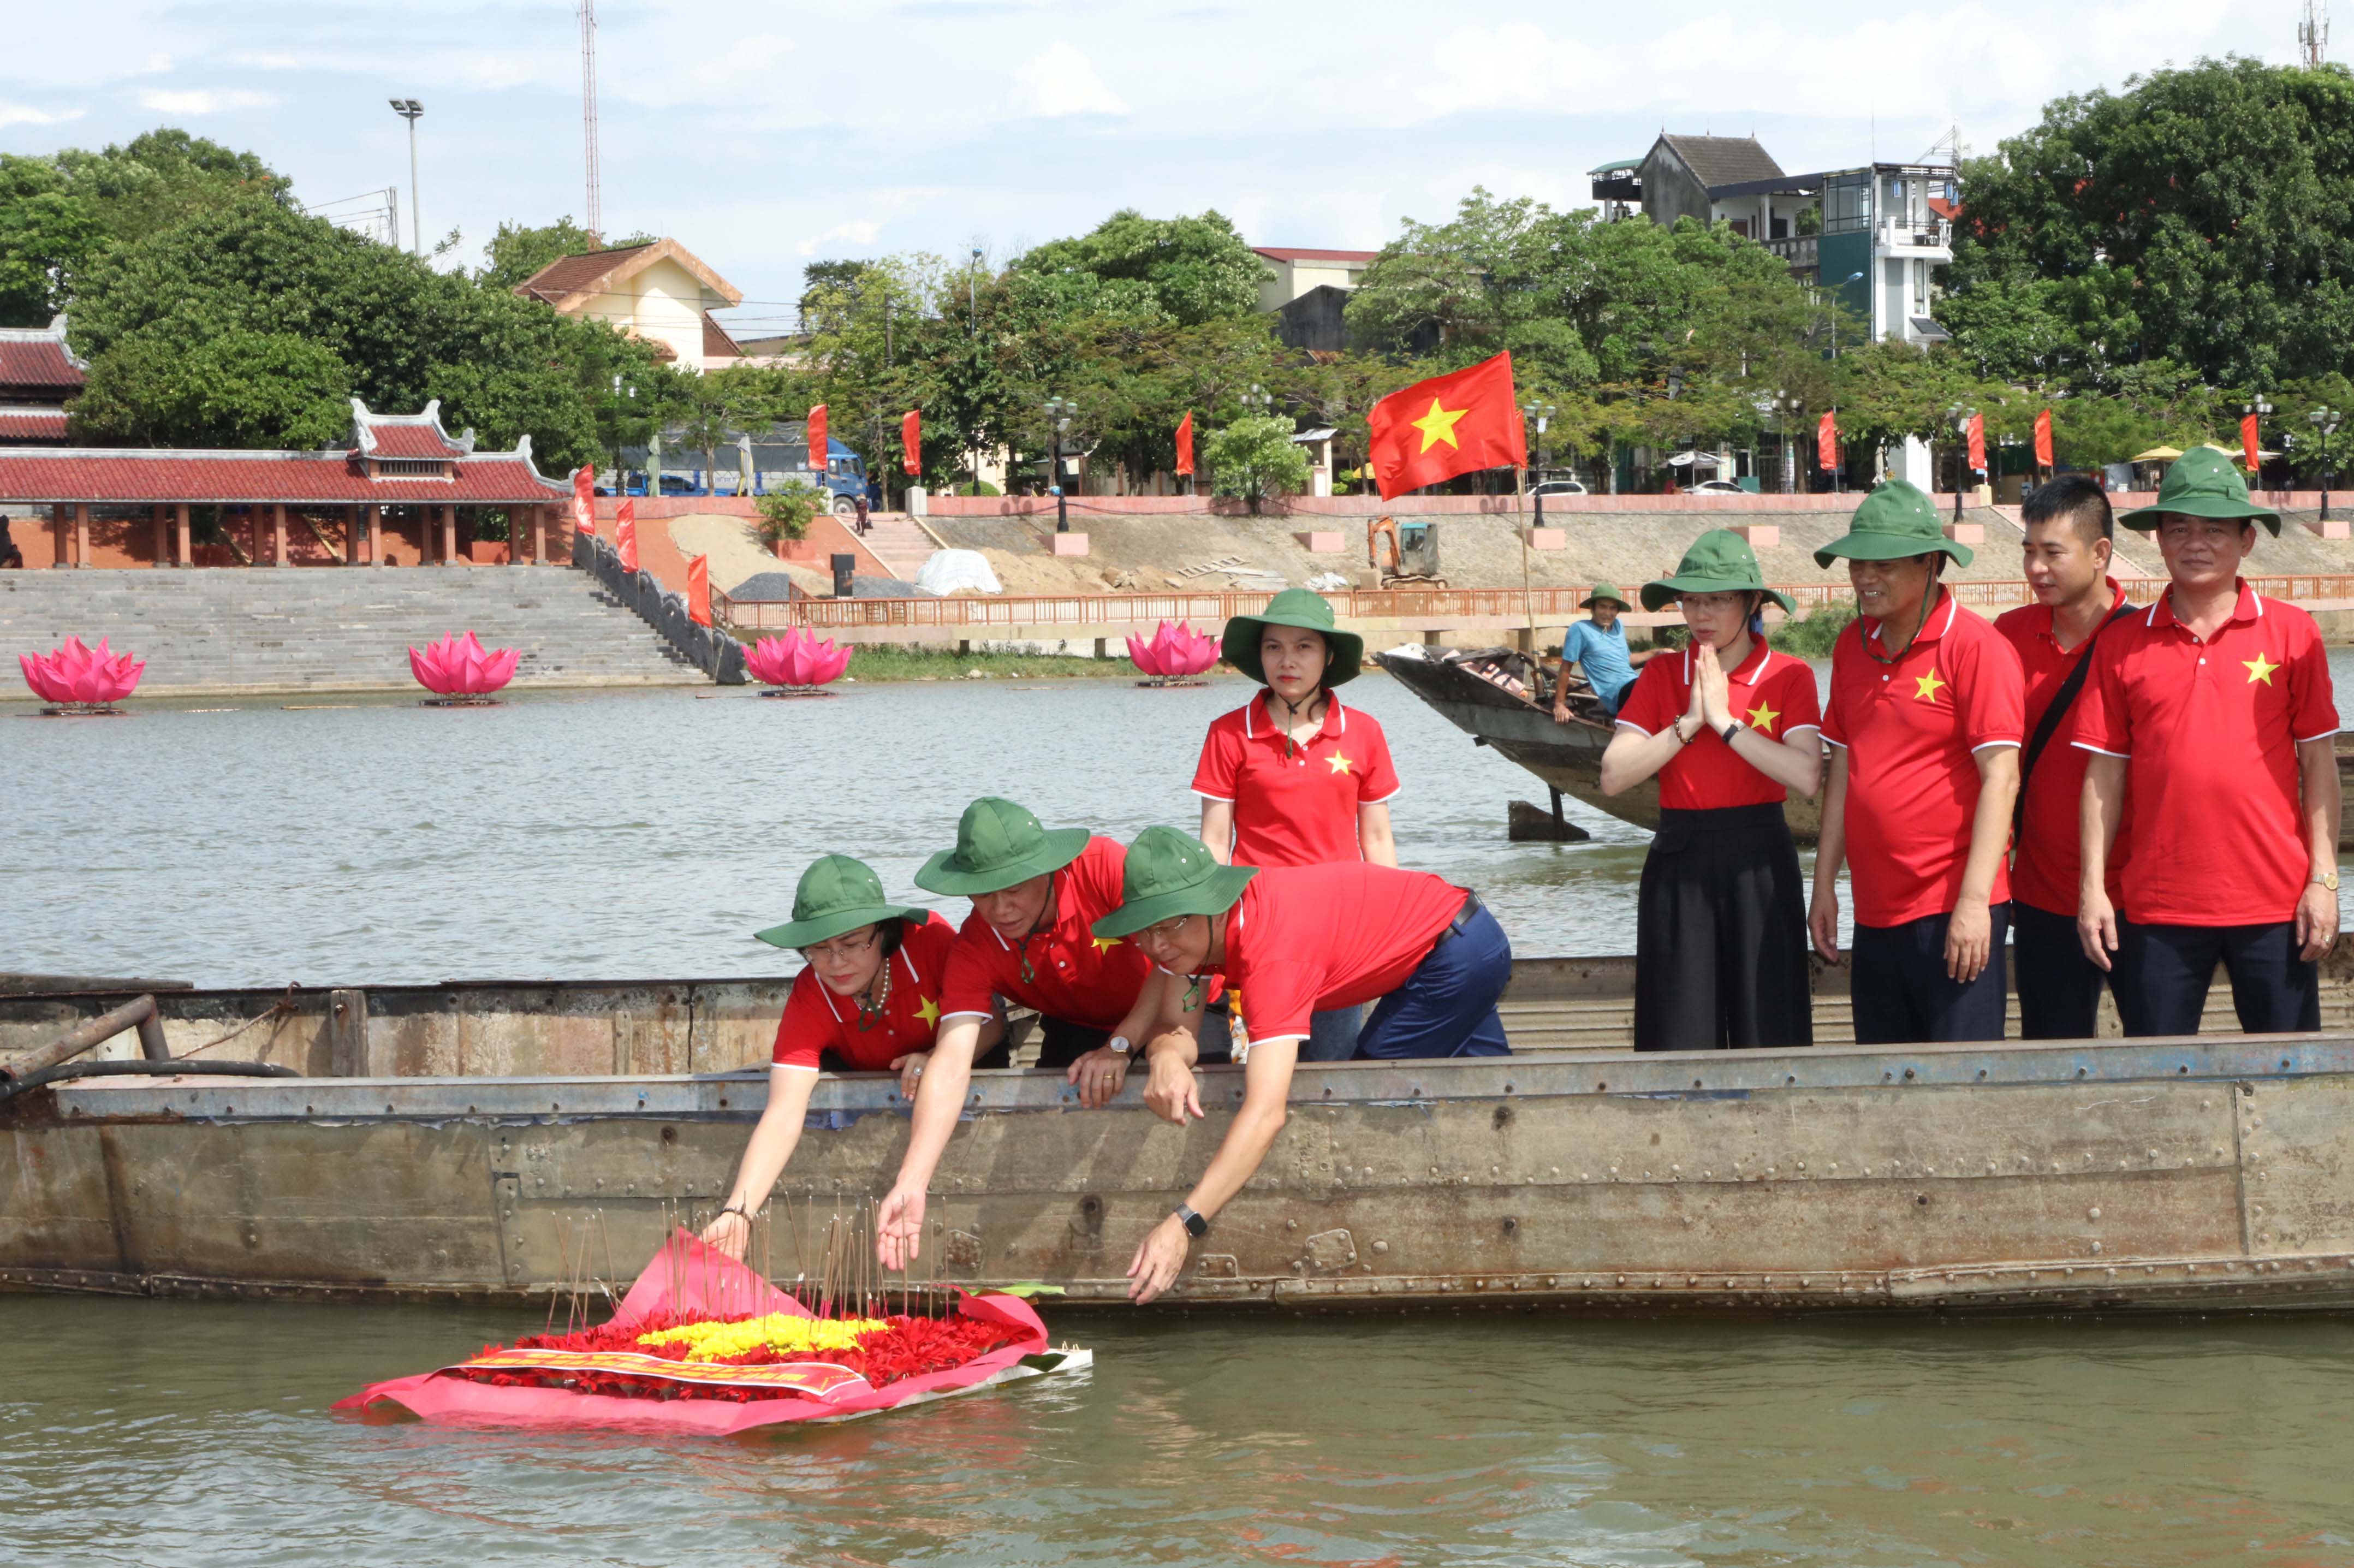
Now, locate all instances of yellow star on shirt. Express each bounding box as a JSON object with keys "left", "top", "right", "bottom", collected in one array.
[
  {"left": 914, "top": 995, "right": 939, "bottom": 1027},
  {"left": 2245, "top": 652, "right": 2280, "bottom": 686},
  {"left": 1410, "top": 397, "right": 1468, "bottom": 453},
  {"left": 1745, "top": 702, "right": 1780, "bottom": 733},
  {"left": 1914, "top": 669, "right": 1947, "bottom": 702},
  {"left": 1326, "top": 752, "right": 1355, "bottom": 775},
  {"left": 1090, "top": 935, "right": 1122, "bottom": 953}
]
